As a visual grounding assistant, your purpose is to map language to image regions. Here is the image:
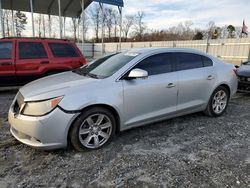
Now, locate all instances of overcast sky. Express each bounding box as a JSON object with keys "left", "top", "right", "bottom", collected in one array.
[
  {"left": 23, "top": 0, "right": 250, "bottom": 38},
  {"left": 121, "top": 0, "right": 250, "bottom": 29}
]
